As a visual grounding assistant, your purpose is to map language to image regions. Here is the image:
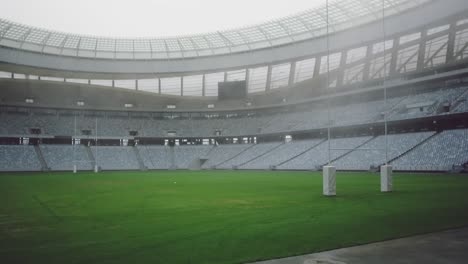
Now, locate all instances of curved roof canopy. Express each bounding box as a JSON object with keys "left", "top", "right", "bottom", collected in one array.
[{"left": 0, "top": 0, "right": 431, "bottom": 60}]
